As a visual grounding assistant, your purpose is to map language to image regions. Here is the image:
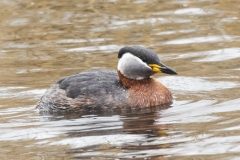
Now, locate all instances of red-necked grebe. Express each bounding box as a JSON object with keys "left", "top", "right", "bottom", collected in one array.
[{"left": 37, "top": 46, "right": 177, "bottom": 112}]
